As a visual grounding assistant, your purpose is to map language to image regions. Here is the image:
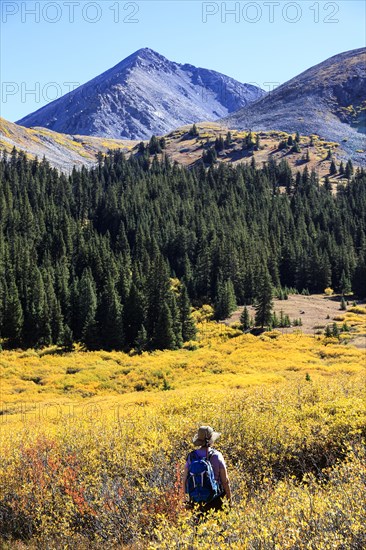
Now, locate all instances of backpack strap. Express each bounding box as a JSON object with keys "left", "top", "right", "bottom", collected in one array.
[
  {"left": 187, "top": 449, "right": 213, "bottom": 464},
  {"left": 187, "top": 450, "right": 199, "bottom": 464}
]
